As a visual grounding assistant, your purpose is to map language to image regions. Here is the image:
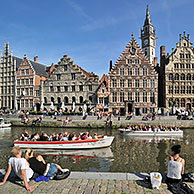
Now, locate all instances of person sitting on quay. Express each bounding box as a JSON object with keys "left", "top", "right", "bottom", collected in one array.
[
  {"left": 0, "top": 146, "right": 34, "bottom": 191},
  {"left": 25, "top": 149, "right": 70, "bottom": 179}
]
